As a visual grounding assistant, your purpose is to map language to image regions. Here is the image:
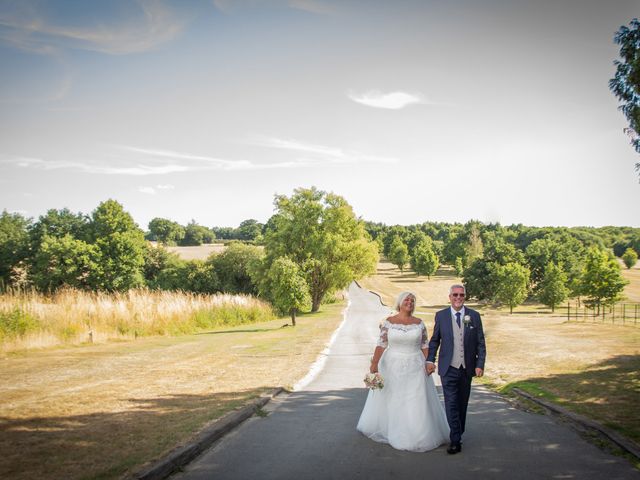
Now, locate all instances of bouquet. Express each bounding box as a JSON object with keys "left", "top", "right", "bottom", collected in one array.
[{"left": 364, "top": 372, "right": 384, "bottom": 390}]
